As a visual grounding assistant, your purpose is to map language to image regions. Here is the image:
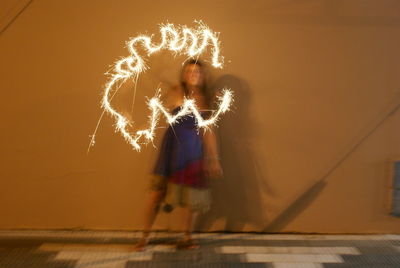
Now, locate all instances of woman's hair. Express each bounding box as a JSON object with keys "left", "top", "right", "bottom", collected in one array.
[{"left": 180, "top": 59, "right": 212, "bottom": 105}]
